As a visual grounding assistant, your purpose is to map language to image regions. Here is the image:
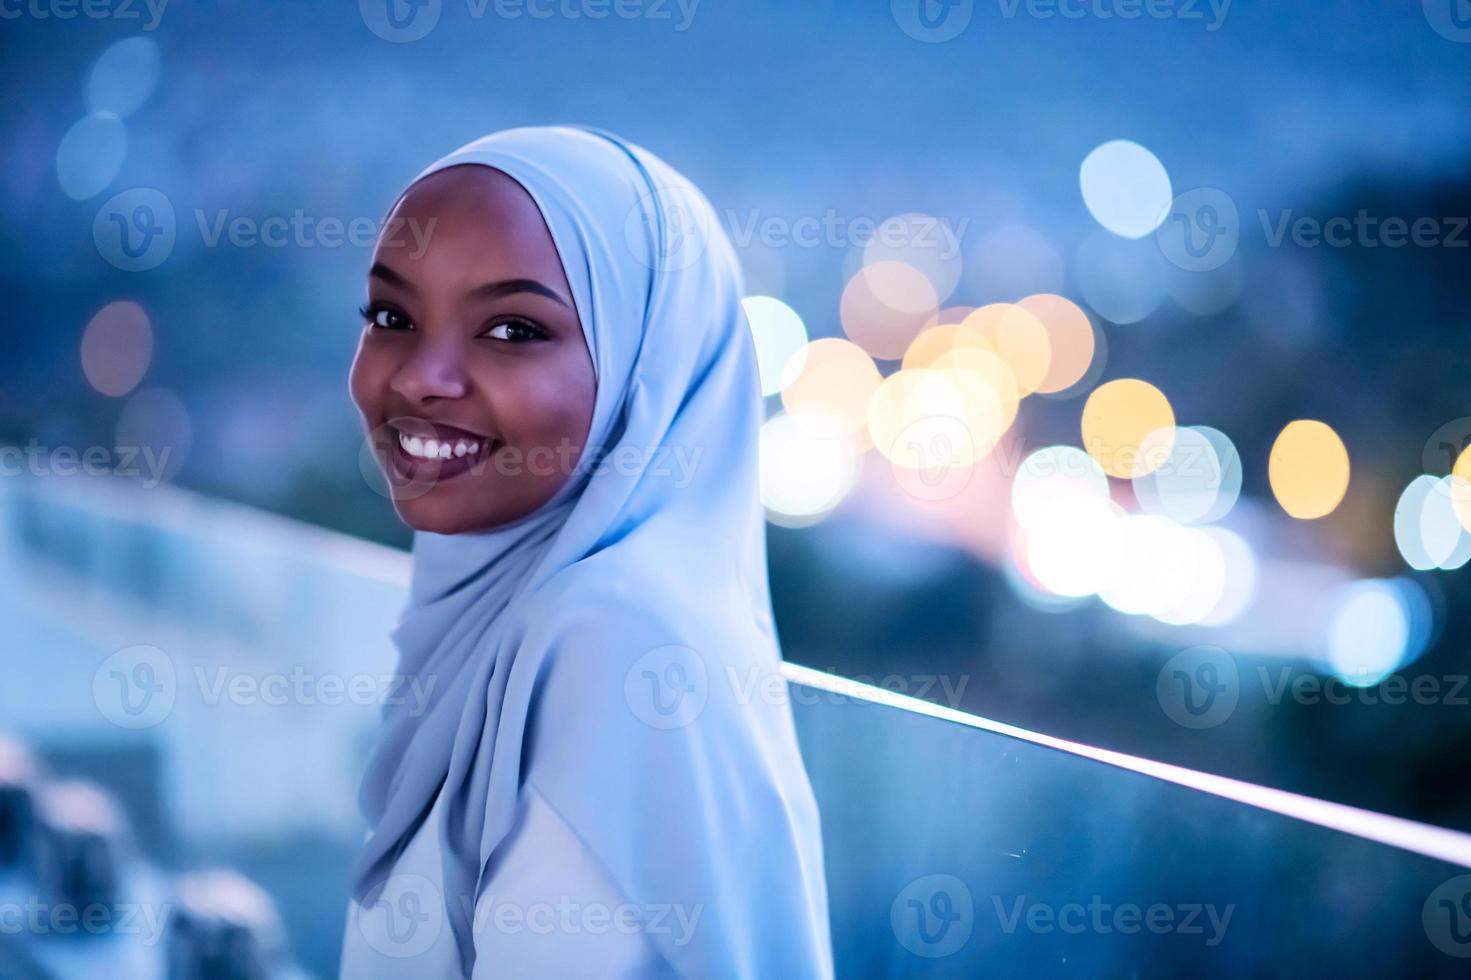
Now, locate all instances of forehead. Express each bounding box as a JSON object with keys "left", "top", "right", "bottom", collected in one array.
[{"left": 375, "top": 164, "right": 565, "bottom": 278}]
